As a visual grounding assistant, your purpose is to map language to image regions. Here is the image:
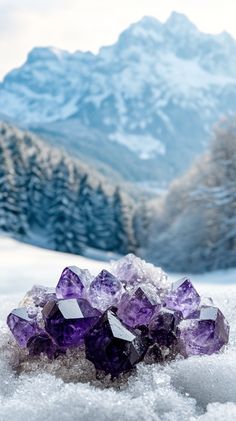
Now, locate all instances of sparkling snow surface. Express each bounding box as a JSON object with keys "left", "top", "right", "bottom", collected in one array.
[{"left": 0, "top": 237, "right": 236, "bottom": 421}]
